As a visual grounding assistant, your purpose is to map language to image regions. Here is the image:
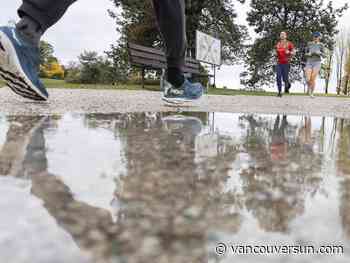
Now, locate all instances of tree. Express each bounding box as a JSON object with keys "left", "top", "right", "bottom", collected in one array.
[
  {"left": 40, "top": 60, "right": 65, "bottom": 79},
  {"left": 335, "top": 30, "right": 349, "bottom": 95},
  {"left": 343, "top": 38, "right": 350, "bottom": 95},
  {"left": 38, "top": 40, "right": 65, "bottom": 79},
  {"left": 39, "top": 41, "right": 56, "bottom": 66},
  {"left": 79, "top": 51, "right": 101, "bottom": 84},
  {"left": 68, "top": 51, "right": 118, "bottom": 84},
  {"left": 107, "top": 0, "right": 248, "bottom": 78},
  {"left": 320, "top": 48, "right": 334, "bottom": 94},
  {"left": 65, "top": 62, "right": 82, "bottom": 84},
  {"left": 242, "top": 0, "right": 348, "bottom": 89}
]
